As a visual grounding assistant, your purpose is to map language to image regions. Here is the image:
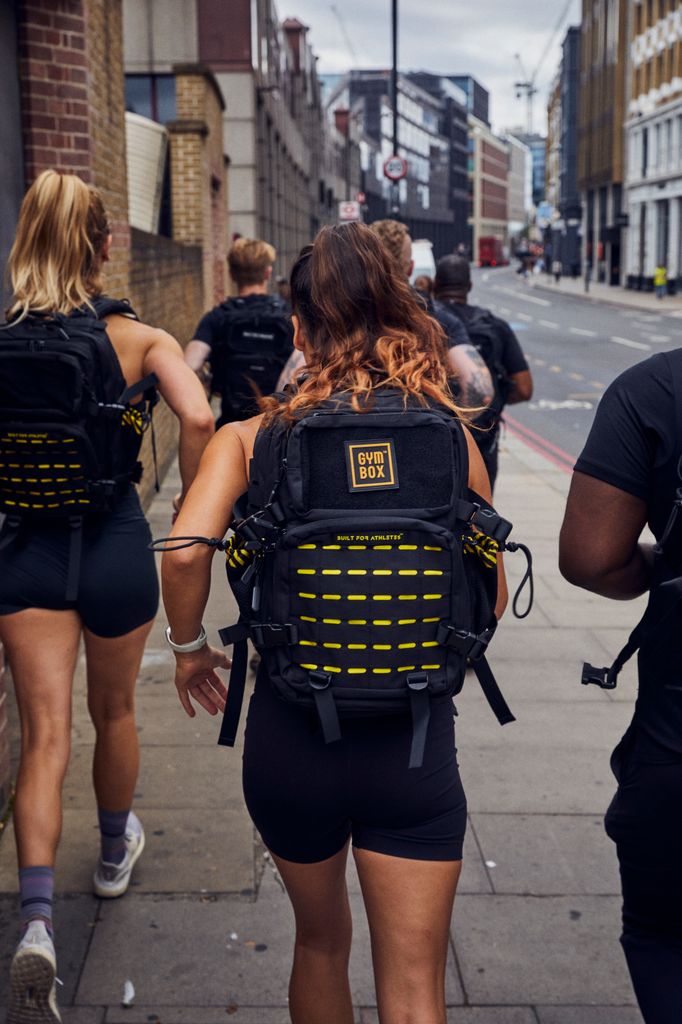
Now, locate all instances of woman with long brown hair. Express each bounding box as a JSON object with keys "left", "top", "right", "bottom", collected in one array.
[
  {"left": 162, "top": 221, "right": 507, "bottom": 1024},
  {"left": 0, "top": 170, "right": 214, "bottom": 1022}
]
